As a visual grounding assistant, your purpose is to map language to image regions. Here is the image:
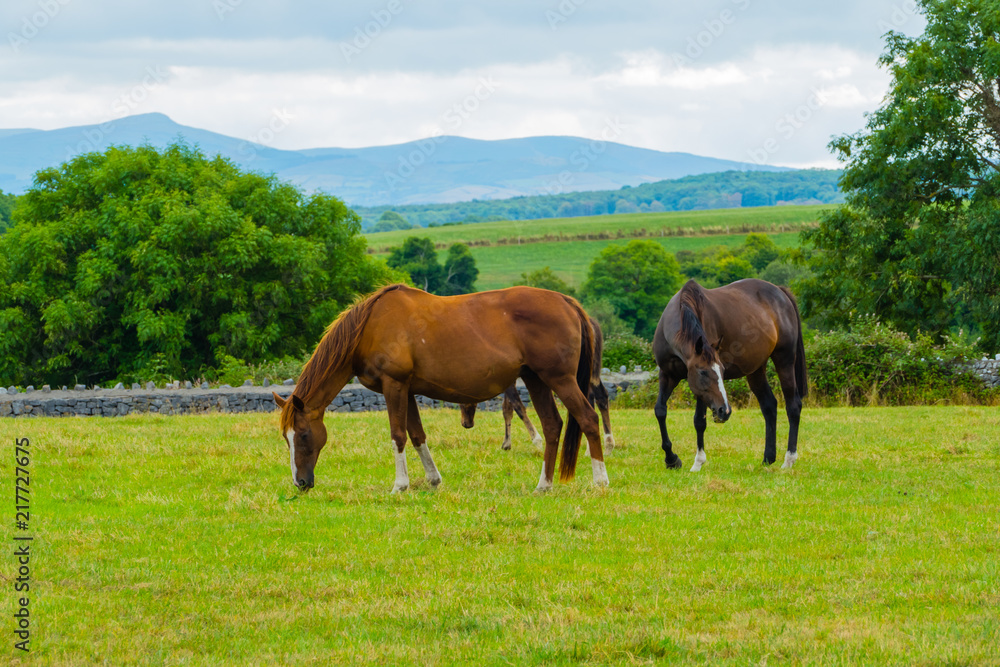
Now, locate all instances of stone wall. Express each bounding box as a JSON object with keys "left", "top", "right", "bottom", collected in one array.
[
  {"left": 0, "top": 377, "right": 645, "bottom": 419},
  {"left": 965, "top": 357, "right": 1000, "bottom": 389}
]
